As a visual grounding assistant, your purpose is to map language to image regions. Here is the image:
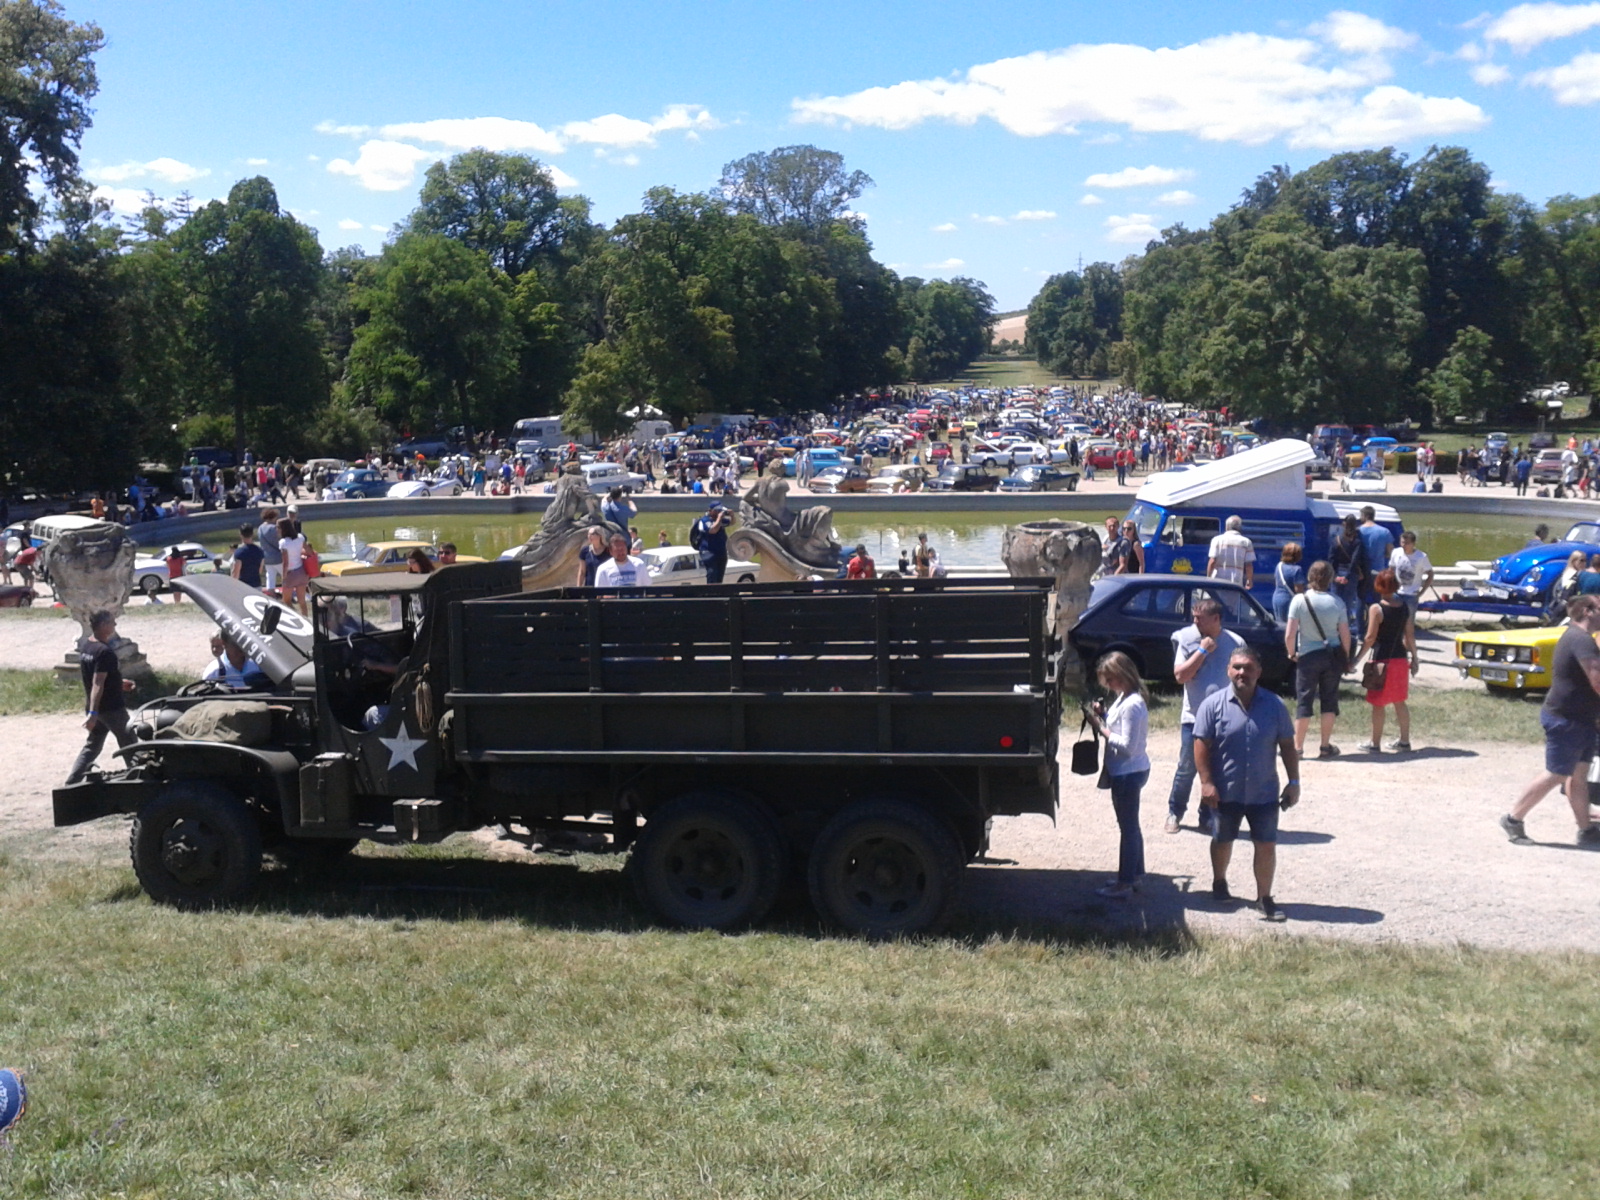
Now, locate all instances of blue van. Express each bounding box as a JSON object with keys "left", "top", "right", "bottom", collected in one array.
[{"left": 1126, "top": 441, "right": 1403, "bottom": 606}]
